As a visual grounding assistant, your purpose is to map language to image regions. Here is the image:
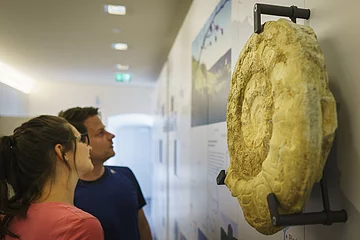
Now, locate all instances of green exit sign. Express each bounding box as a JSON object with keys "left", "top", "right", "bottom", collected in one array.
[{"left": 115, "top": 73, "right": 131, "bottom": 82}]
